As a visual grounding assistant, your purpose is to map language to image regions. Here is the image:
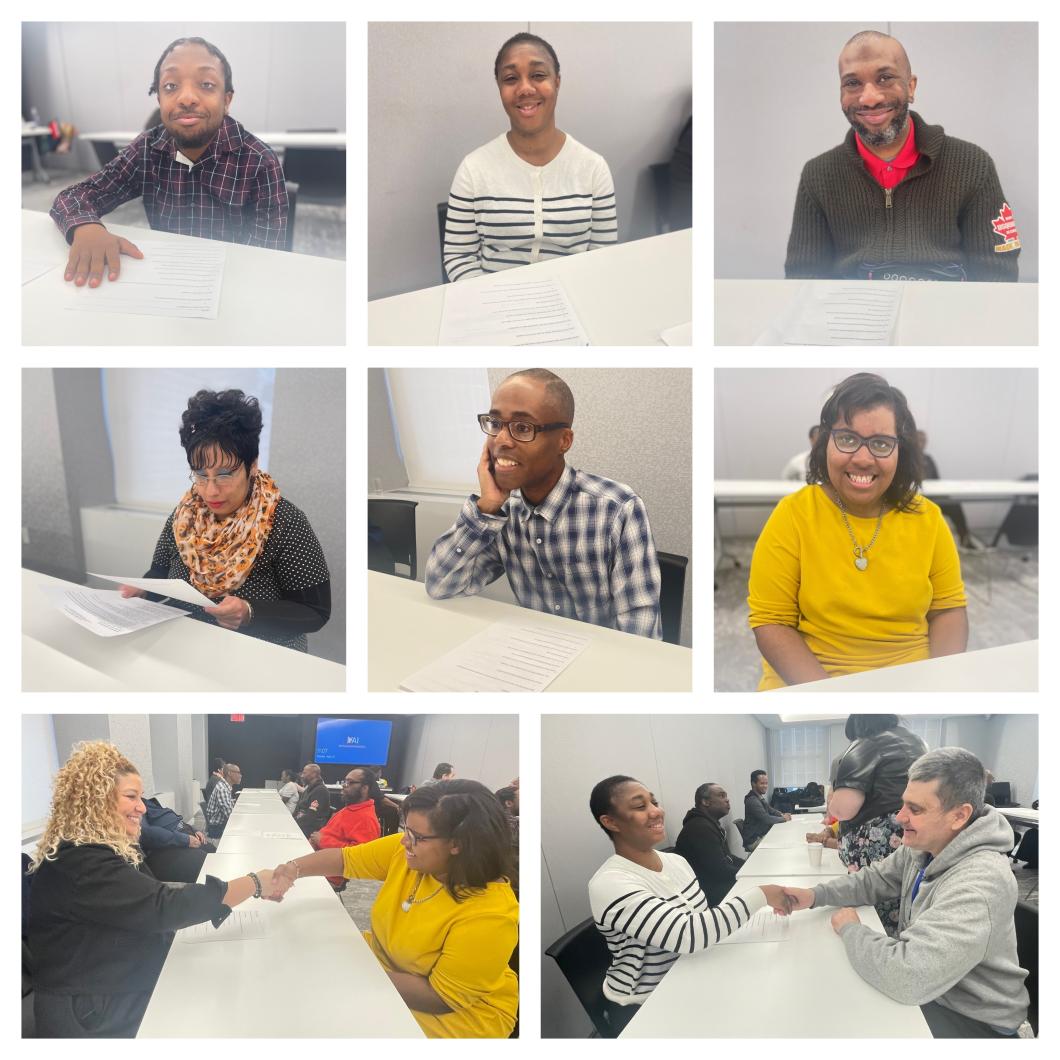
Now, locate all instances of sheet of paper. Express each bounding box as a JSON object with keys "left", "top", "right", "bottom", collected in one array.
[
  {"left": 439, "top": 276, "right": 591, "bottom": 346},
  {"left": 400, "top": 620, "right": 590, "bottom": 692},
  {"left": 23, "top": 258, "right": 59, "bottom": 286},
  {"left": 718, "top": 907, "right": 792, "bottom": 945},
  {"left": 62, "top": 239, "right": 225, "bottom": 320},
  {"left": 755, "top": 283, "right": 902, "bottom": 345},
  {"left": 660, "top": 321, "right": 692, "bottom": 345},
  {"left": 38, "top": 584, "right": 187, "bottom": 638},
  {"left": 87, "top": 572, "right": 215, "bottom": 607},
  {"left": 178, "top": 909, "right": 268, "bottom": 944},
  {"left": 262, "top": 831, "right": 303, "bottom": 839}
]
